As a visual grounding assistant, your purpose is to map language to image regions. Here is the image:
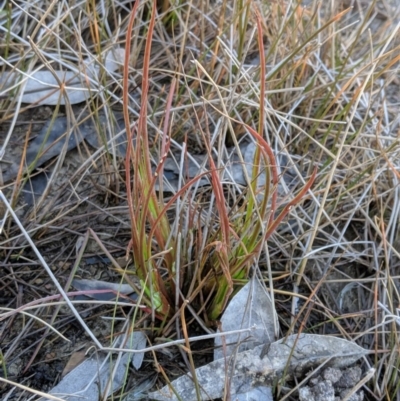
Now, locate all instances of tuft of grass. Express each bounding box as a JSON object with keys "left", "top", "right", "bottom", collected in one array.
[{"left": 120, "top": 1, "right": 316, "bottom": 323}]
